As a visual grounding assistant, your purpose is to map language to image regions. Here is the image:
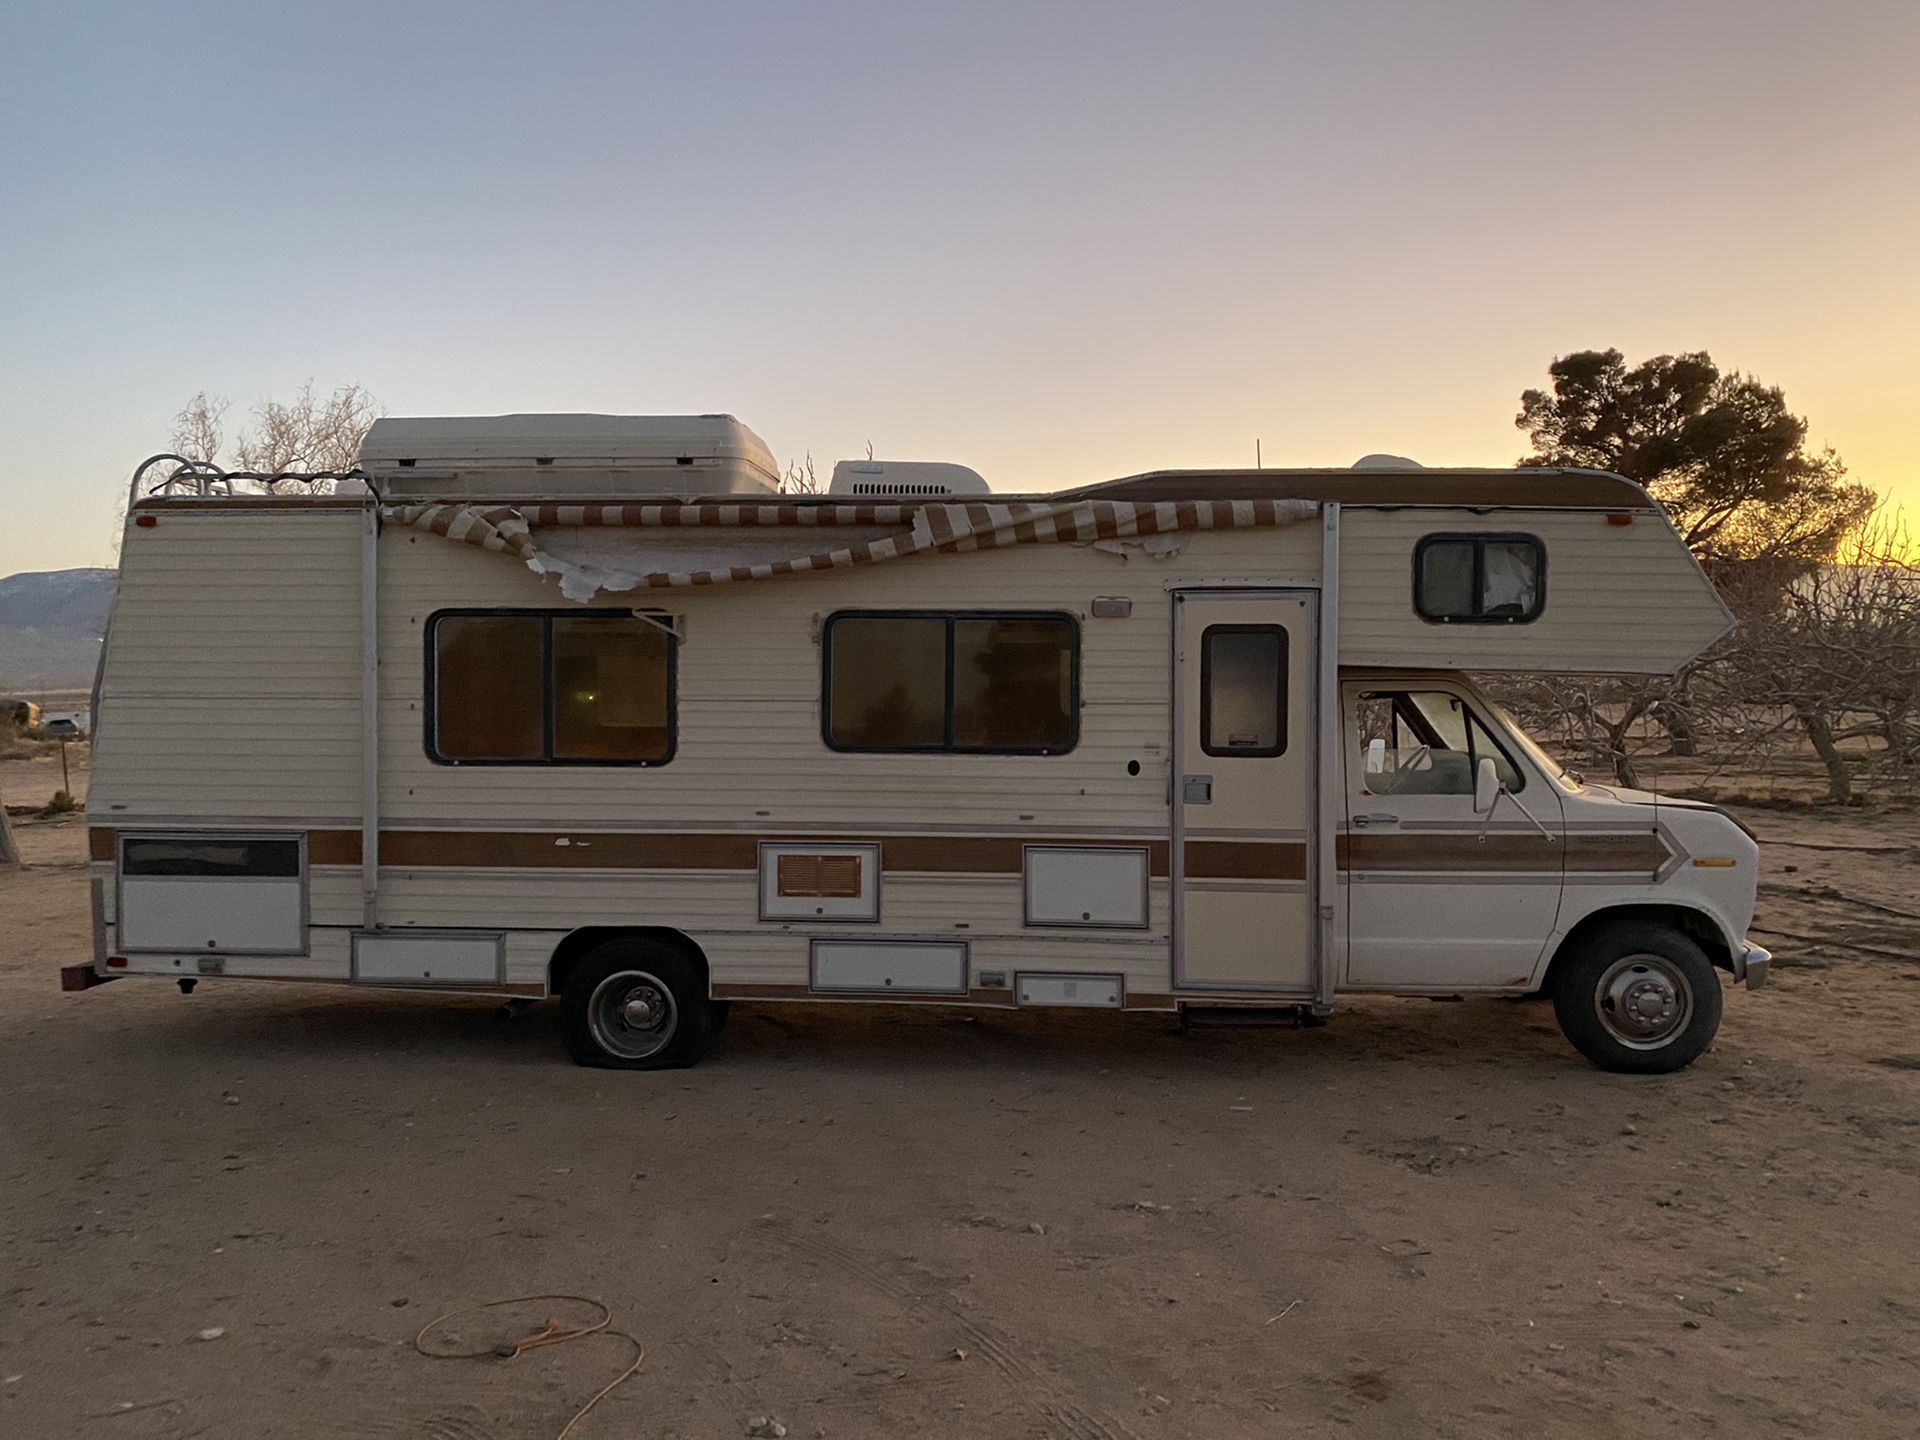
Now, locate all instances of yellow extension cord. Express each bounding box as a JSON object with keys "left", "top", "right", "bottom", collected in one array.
[{"left": 413, "top": 1294, "right": 646, "bottom": 1440}]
